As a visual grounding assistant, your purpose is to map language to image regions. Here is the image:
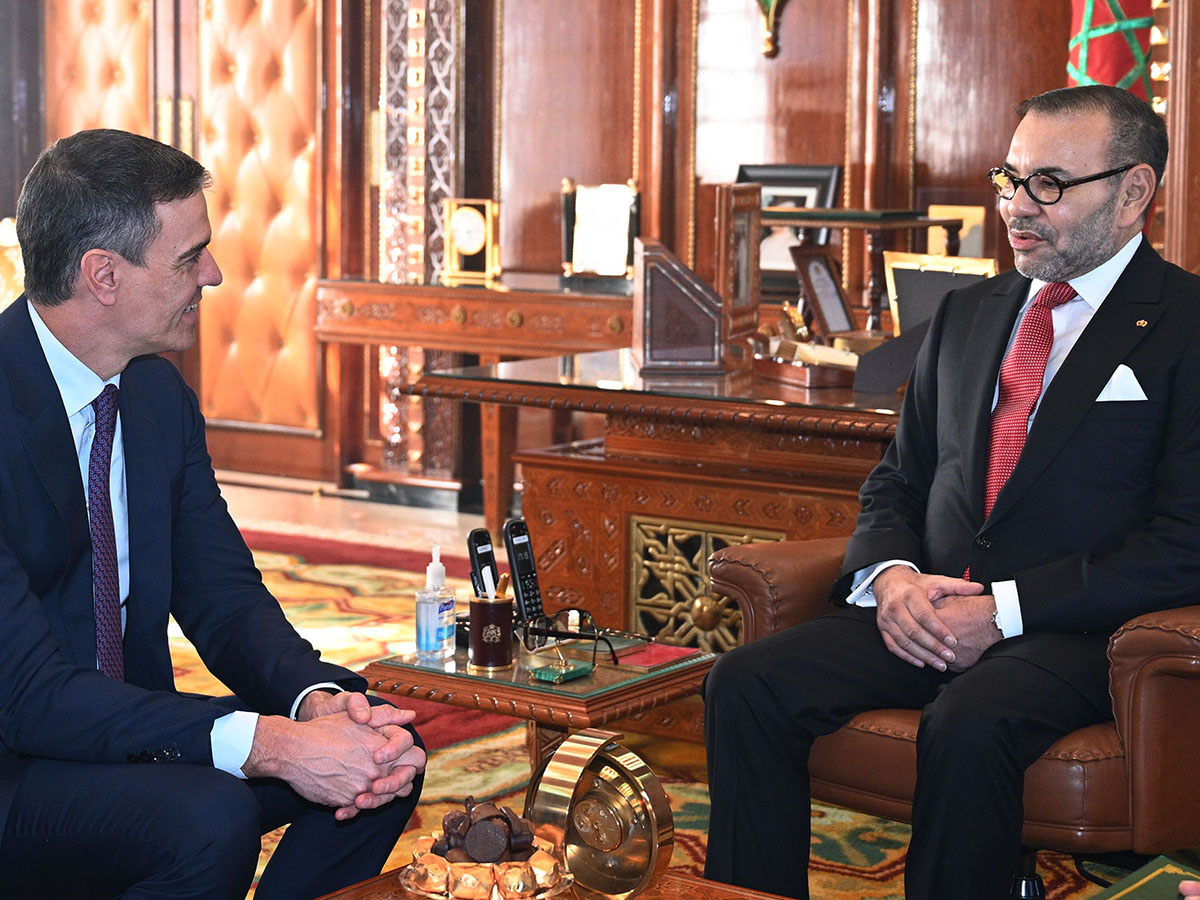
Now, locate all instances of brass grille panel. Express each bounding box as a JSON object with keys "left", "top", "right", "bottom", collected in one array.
[{"left": 628, "top": 516, "right": 783, "bottom": 653}]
